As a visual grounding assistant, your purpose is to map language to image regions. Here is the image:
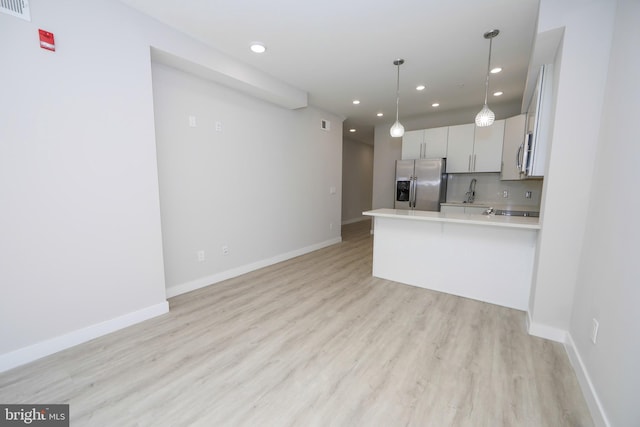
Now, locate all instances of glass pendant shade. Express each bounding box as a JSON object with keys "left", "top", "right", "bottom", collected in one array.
[
  {"left": 475, "top": 104, "right": 495, "bottom": 127},
  {"left": 390, "top": 120, "right": 405, "bottom": 137},
  {"left": 476, "top": 30, "right": 499, "bottom": 128},
  {"left": 390, "top": 59, "right": 405, "bottom": 138}
]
